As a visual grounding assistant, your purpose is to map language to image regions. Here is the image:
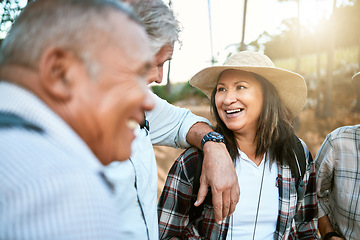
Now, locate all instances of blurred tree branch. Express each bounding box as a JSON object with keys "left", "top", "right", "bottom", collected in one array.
[{"left": 1, "top": 0, "right": 22, "bottom": 34}]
